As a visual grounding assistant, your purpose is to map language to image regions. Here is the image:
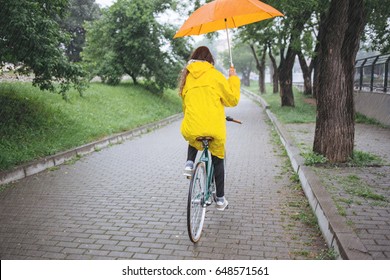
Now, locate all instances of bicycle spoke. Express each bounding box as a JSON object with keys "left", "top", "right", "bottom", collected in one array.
[{"left": 187, "top": 162, "right": 207, "bottom": 242}]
